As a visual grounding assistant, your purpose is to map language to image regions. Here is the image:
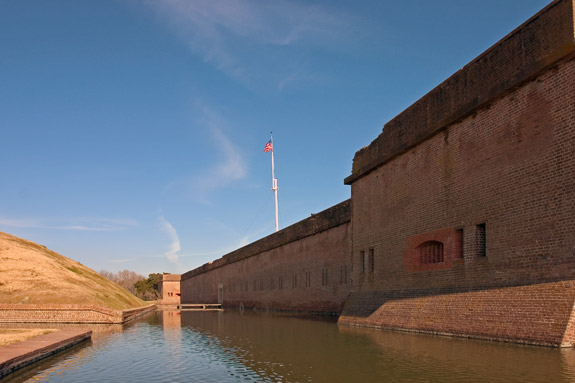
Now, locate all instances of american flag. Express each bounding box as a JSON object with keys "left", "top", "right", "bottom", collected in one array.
[{"left": 264, "top": 140, "right": 273, "bottom": 152}]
